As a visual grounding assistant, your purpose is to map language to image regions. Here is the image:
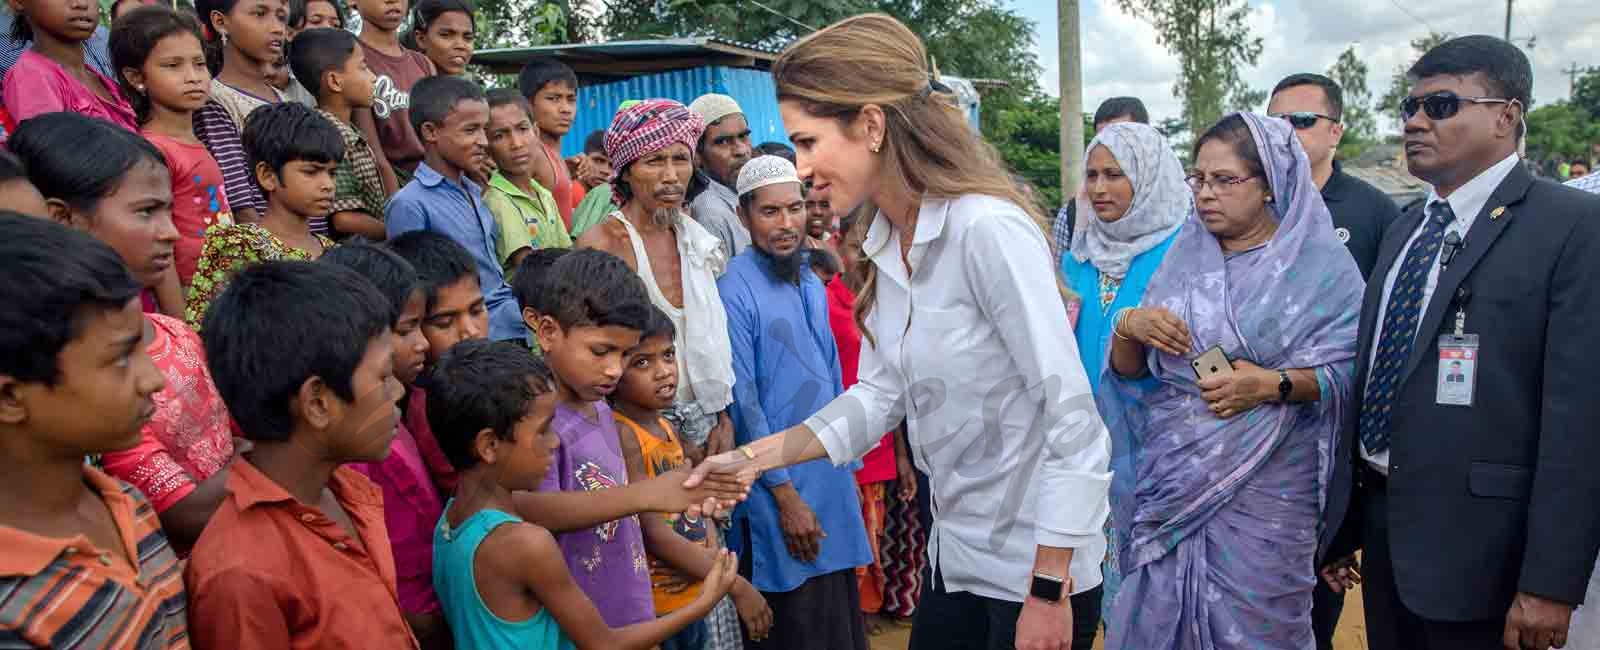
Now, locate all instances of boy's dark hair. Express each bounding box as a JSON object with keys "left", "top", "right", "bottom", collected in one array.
[
  {"left": 409, "top": 75, "right": 488, "bottom": 138},
  {"left": 1271, "top": 73, "right": 1344, "bottom": 120},
  {"left": 486, "top": 87, "right": 533, "bottom": 119},
  {"left": 9, "top": 113, "right": 168, "bottom": 213},
  {"left": 243, "top": 102, "right": 346, "bottom": 177},
  {"left": 426, "top": 338, "right": 554, "bottom": 470},
  {"left": 111, "top": 6, "right": 207, "bottom": 125},
  {"left": 807, "top": 247, "right": 840, "bottom": 278},
  {"left": 638, "top": 305, "right": 676, "bottom": 343},
  {"left": 756, "top": 142, "right": 795, "bottom": 164},
  {"left": 0, "top": 213, "right": 141, "bottom": 386},
  {"left": 201, "top": 261, "right": 394, "bottom": 442},
  {"left": 0, "top": 149, "right": 26, "bottom": 182},
  {"left": 516, "top": 56, "right": 577, "bottom": 99},
  {"left": 320, "top": 242, "right": 420, "bottom": 326},
  {"left": 287, "top": 0, "right": 306, "bottom": 28},
  {"left": 387, "top": 230, "right": 478, "bottom": 312},
  {"left": 542, "top": 249, "right": 652, "bottom": 331},
  {"left": 1409, "top": 35, "right": 1533, "bottom": 111},
  {"left": 1193, "top": 114, "right": 1264, "bottom": 180},
  {"left": 1093, "top": 97, "right": 1150, "bottom": 128},
  {"left": 412, "top": 0, "right": 475, "bottom": 34},
  {"left": 289, "top": 27, "right": 359, "bottom": 103},
  {"left": 510, "top": 247, "right": 573, "bottom": 315},
  {"left": 583, "top": 130, "right": 605, "bottom": 155}
]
